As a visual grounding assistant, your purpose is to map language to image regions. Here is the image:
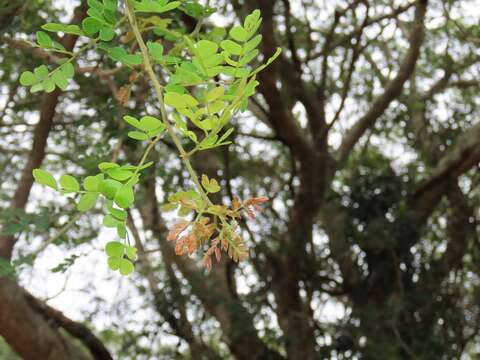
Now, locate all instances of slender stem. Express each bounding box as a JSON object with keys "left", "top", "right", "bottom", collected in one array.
[
  {"left": 32, "top": 213, "right": 82, "bottom": 257},
  {"left": 133, "top": 137, "right": 160, "bottom": 176},
  {"left": 125, "top": 1, "right": 213, "bottom": 207},
  {"left": 46, "top": 38, "right": 98, "bottom": 79}
]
